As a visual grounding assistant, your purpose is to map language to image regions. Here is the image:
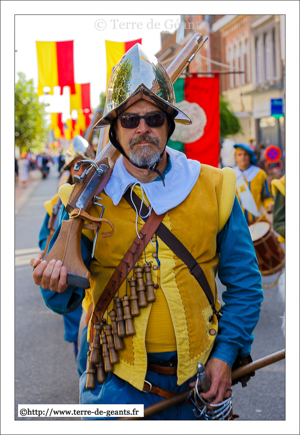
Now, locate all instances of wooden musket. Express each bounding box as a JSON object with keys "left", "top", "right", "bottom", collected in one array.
[
  {"left": 42, "top": 33, "right": 208, "bottom": 289},
  {"left": 119, "top": 349, "right": 286, "bottom": 420}
]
